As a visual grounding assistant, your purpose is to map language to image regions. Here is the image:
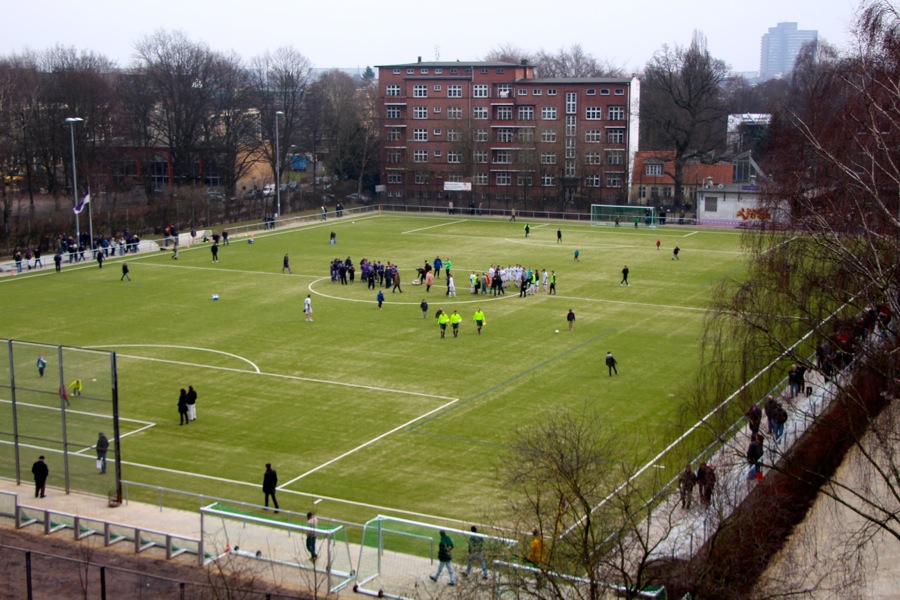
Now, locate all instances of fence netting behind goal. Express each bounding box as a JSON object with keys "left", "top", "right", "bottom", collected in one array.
[
  {"left": 591, "top": 204, "right": 658, "bottom": 228},
  {"left": 355, "top": 515, "right": 517, "bottom": 598},
  {"left": 201, "top": 502, "right": 354, "bottom": 594}
]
